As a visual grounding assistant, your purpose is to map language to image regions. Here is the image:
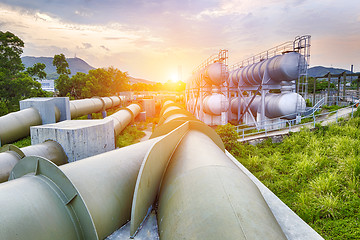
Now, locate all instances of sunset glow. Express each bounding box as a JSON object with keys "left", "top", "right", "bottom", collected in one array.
[{"left": 0, "top": 1, "right": 359, "bottom": 82}]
